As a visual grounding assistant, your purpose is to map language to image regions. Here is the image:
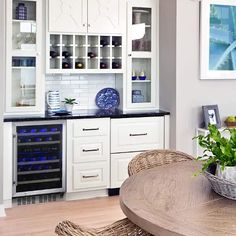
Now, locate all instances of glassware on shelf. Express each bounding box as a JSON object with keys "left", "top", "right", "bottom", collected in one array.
[
  {"left": 139, "top": 69, "right": 146, "bottom": 80},
  {"left": 132, "top": 69, "right": 137, "bottom": 80}
]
